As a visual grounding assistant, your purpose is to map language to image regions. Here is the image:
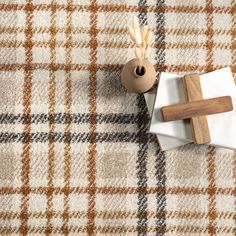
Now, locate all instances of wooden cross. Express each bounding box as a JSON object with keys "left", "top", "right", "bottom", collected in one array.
[{"left": 161, "top": 74, "right": 233, "bottom": 144}]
